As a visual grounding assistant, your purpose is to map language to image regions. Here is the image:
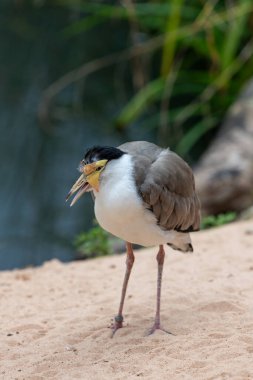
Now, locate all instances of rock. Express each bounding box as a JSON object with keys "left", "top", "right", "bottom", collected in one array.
[{"left": 195, "top": 80, "right": 253, "bottom": 215}]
